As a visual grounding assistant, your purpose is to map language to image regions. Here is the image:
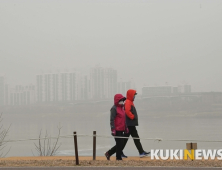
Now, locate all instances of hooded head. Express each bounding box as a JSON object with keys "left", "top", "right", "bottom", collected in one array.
[
  {"left": 114, "top": 94, "right": 126, "bottom": 106},
  {"left": 126, "top": 89, "right": 137, "bottom": 101}
]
